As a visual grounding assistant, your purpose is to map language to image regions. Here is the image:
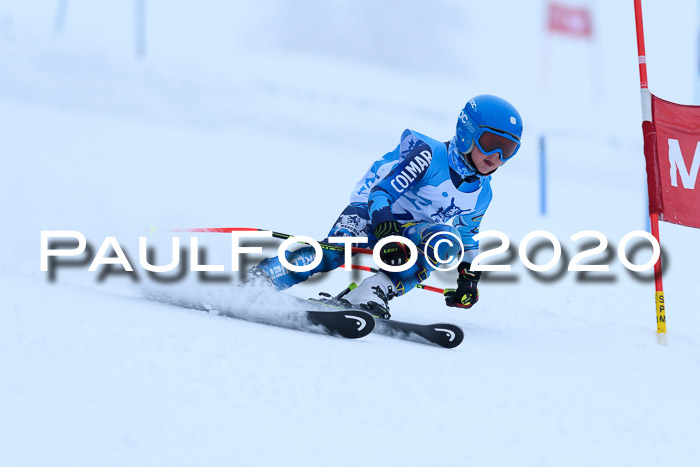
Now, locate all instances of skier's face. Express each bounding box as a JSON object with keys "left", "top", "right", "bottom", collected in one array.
[{"left": 470, "top": 145, "right": 503, "bottom": 174}]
